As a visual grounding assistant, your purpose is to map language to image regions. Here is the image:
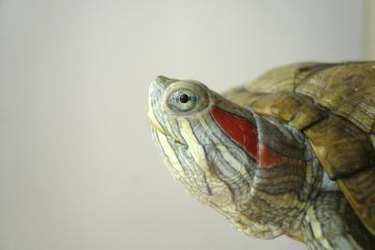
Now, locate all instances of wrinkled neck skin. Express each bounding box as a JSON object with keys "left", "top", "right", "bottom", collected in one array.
[
  {"left": 149, "top": 80, "right": 322, "bottom": 240},
  {"left": 225, "top": 111, "right": 322, "bottom": 239}
]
